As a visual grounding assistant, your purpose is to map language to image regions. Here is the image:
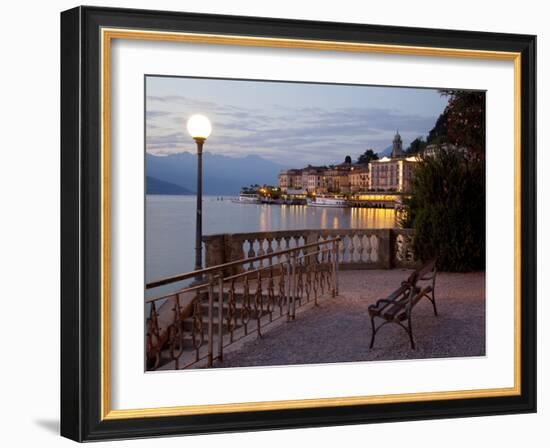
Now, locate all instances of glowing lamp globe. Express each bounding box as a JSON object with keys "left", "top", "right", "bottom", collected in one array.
[{"left": 187, "top": 114, "right": 212, "bottom": 140}]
